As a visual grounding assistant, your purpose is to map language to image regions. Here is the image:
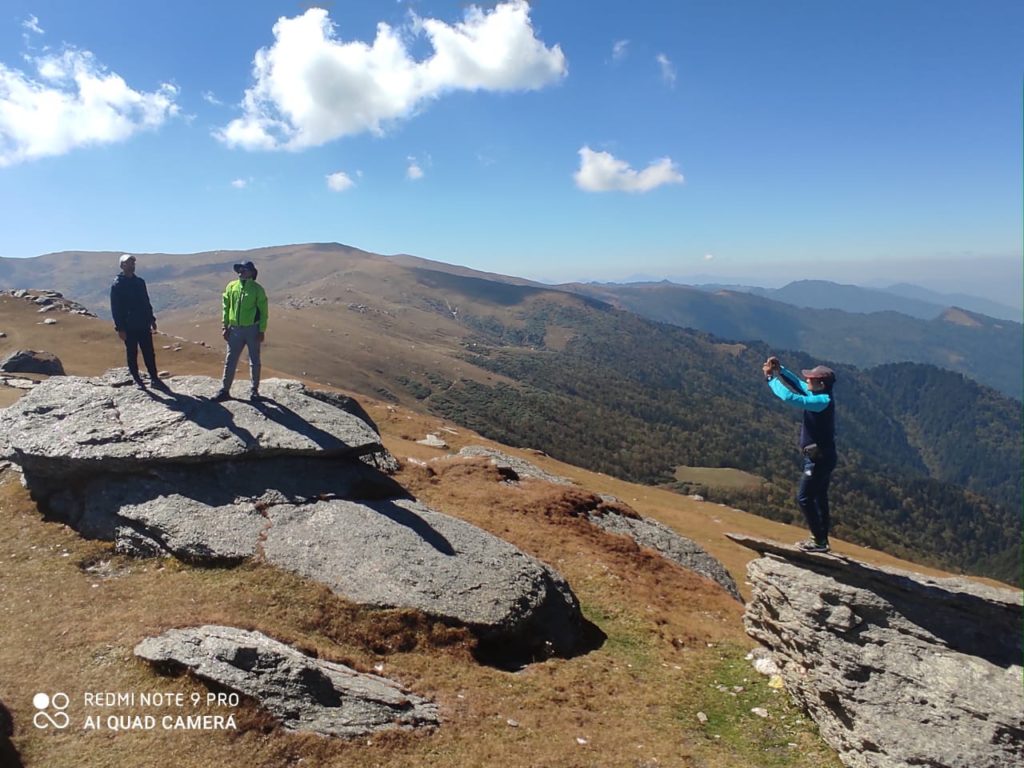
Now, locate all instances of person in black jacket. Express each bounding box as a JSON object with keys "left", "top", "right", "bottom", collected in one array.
[{"left": 110, "top": 254, "right": 169, "bottom": 391}]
